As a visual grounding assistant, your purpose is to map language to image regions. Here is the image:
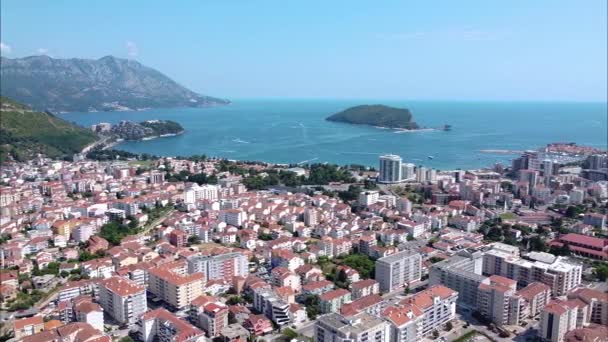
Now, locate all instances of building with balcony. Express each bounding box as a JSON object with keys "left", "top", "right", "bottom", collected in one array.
[{"left": 98, "top": 276, "right": 147, "bottom": 325}]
